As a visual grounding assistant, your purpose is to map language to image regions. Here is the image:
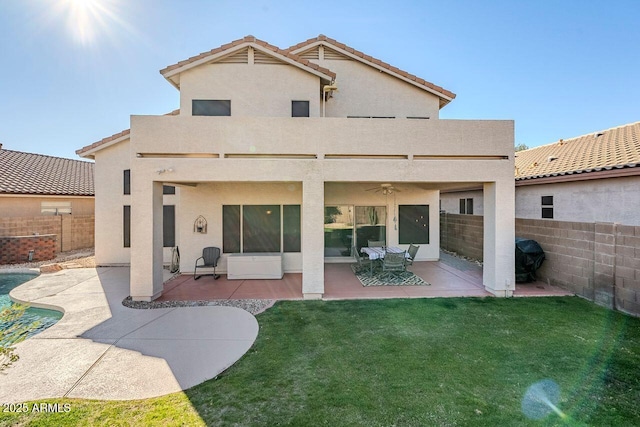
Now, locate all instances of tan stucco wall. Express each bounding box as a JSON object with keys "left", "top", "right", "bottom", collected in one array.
[
  {"left": 440, "top": 190, "right": 484, "bottom": 215},
  {"left": 515, "top": 176, "right": 640, "bottom": 225},
  {"left": 93, "top": 140, "right": 179, "bottom": 265},
  {"left": 0, "top": 195, "right": 94, "bottom": 217},
  {"left": 314, "top": 56, "right": 441, "bottom": 119},
  {"left": 121, "top": 116, "right": 514, "bottom": 298},
  {"left": 179, "top": 63, "right": 322, "bottom": 117},
  {"left": 178, "top": 182, "right": 303, "bottom": 274},
  {"left": 324, "top": 183, "right": 440, "bottom": 260}
]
